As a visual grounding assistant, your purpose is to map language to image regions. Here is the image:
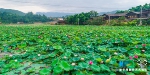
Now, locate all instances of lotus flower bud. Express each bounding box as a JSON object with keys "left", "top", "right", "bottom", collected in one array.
[
  {"left": 89, "top": 61, "right": 93, "bottom": 65},
  {"left": 81, "top": 58, "right": 84, "bottom": 61}
]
